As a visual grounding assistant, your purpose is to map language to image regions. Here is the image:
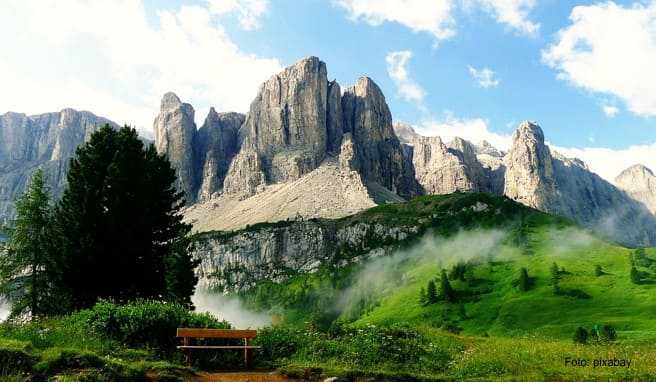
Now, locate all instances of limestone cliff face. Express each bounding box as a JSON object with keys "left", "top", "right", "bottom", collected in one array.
[
  {"left": 0, "top": 109, "right": 117, "bottom": 222},
  {"left": 342, "top": 77, "right": 417, "bottom": 198},
  {"left": 153, "top": 92, "right": 197, "bottom": 202},
  {"left": 503, "top": 121, "right": 560, "bottom": 212},
  {"left": 615, "top": 165, "right": 656, "bottom": 214},
  {"left": 234, "top": 57, "right": 330, "bottom": 186},
  {"left": 191, "top": 220, "right": 419, "bottom": 291}
]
